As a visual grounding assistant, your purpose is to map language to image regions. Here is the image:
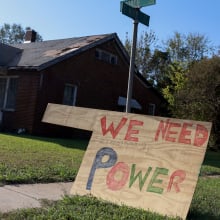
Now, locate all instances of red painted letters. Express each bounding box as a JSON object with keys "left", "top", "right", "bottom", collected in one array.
[
  {"left": 124, "top": 120, "right": 143, "bottom": 142},
  {"left": 194, "top": 124, "right": 209, "bottom": 147},
  {"left": 100, "top": 116, "right": 143, "bottom": 142},
  {"left": 167, "top": 170, "right": 186, "bottom": 193},
  {"left": 106, "top": 162, "right": 129, "bottom": 191},
  {"left": 178, "top": 123, "right": 193, "bottom": 144},
  {"left": 155, "top": 120, "right": 208, "bottom": 147},
  {"left": 154, "top": 119, "right": 170, "bottom": 141},
  {"left": 101, "top": 116, "right": 128, "bottom": 139},
  {"left": 165, "top": 122, "right": 181, "bottom": 142}
]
